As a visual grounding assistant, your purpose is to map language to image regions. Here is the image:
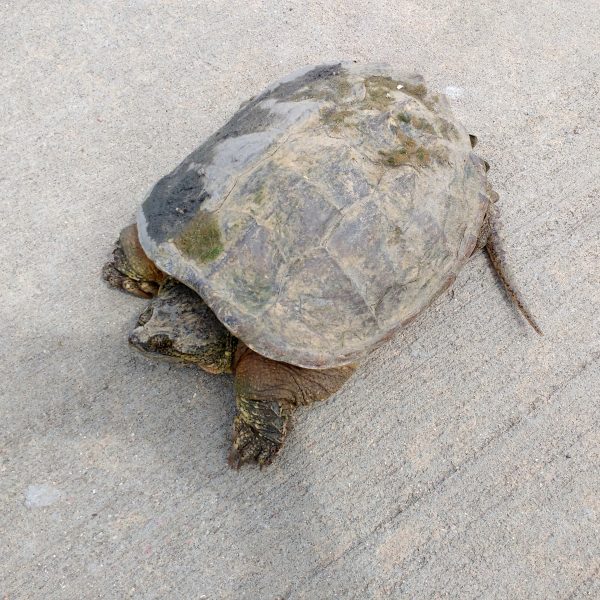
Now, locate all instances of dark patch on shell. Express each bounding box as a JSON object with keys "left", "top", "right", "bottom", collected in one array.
[
  {"left": 143, "top": 168, "right": 208, "bottom": 243},
  {"left": 265, "top": 63, "right": 344, "bottom": 102}
]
